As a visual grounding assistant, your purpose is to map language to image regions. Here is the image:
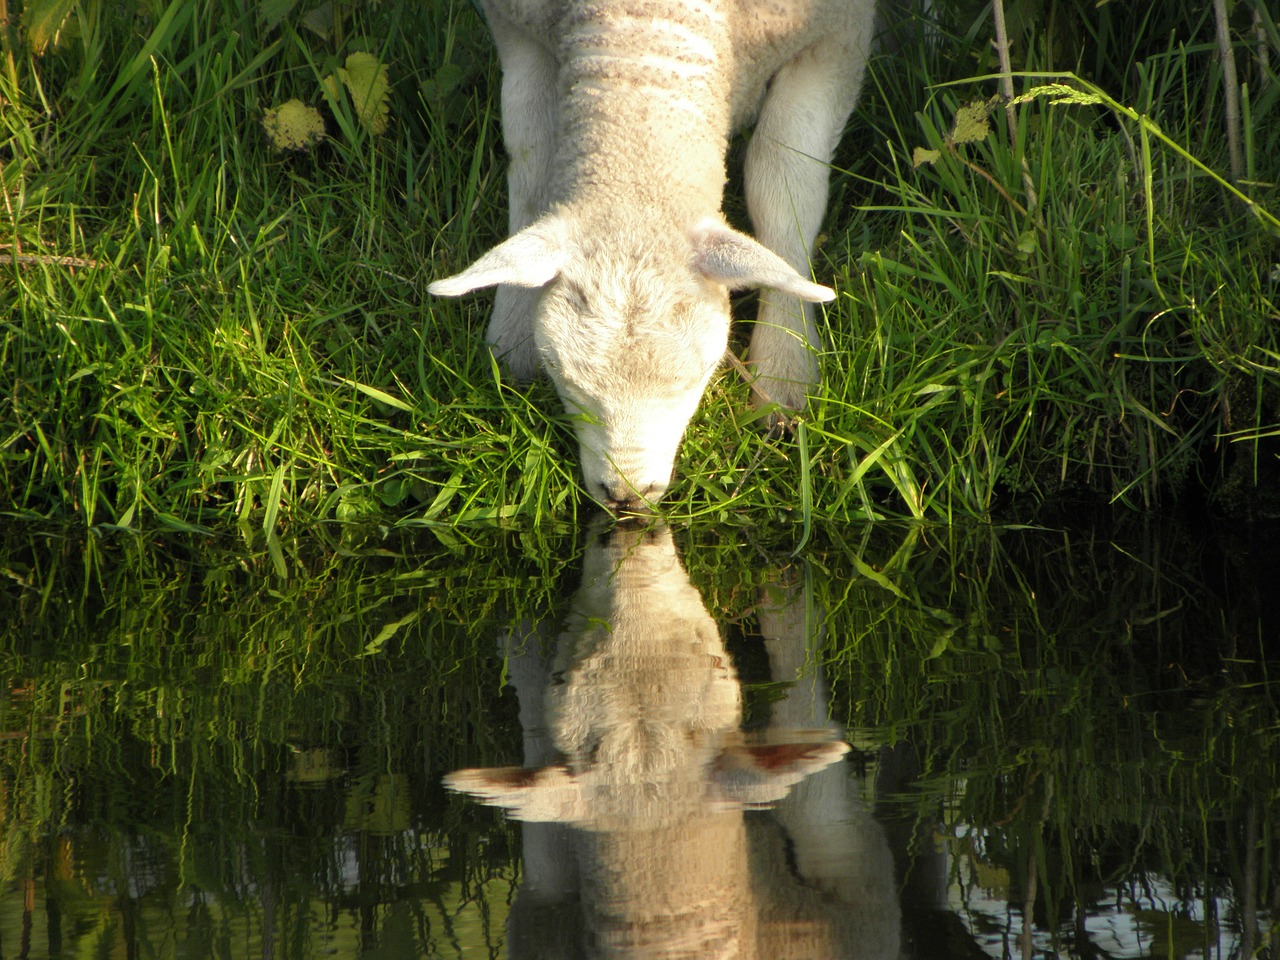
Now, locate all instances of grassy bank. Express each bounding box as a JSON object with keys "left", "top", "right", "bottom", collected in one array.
[{"left": 2, "top": 0, "right": 1277, "bottom": 529}]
